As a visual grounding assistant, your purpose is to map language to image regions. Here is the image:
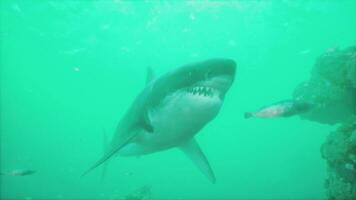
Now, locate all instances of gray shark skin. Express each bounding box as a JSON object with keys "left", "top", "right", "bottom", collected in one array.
[{"left": 83, "top": 58, "right": 236, "bottom": 183}]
